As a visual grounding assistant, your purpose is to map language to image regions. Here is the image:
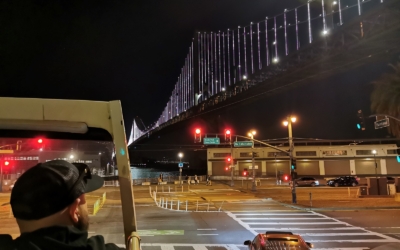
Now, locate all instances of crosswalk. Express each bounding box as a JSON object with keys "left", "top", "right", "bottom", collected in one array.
[
  {"left": 117, "top": 243, "right": 372, "bottom": 250},
  {"left": 226, "top": 209, "right": 400, "bottom": 244}
]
